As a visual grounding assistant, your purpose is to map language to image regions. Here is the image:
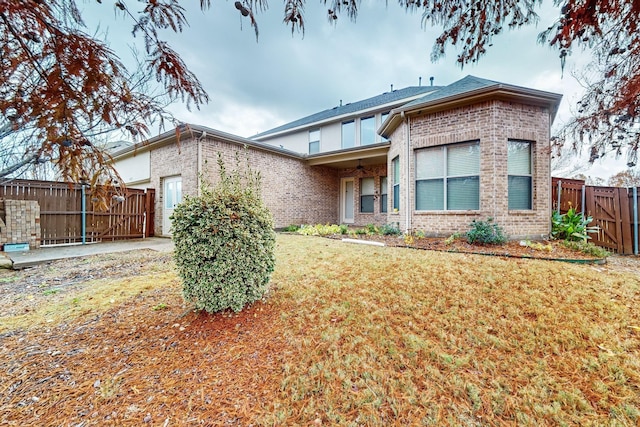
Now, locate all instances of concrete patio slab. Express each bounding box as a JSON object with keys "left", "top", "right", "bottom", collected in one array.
[{"left": 2, "top": 237, "right": 174, "bottom": 270}]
